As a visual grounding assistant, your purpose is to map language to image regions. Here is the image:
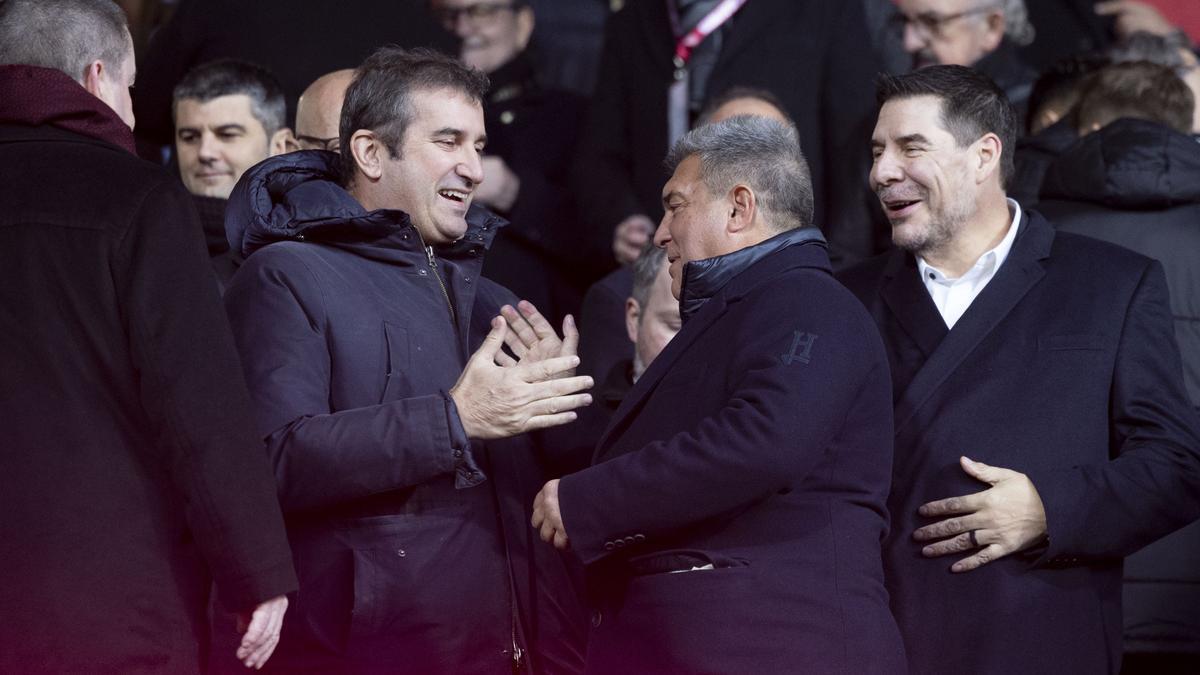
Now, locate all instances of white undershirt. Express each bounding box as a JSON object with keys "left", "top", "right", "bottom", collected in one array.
[{"left": 917, "top": 199, "right": 1021, "bottom": 330}]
